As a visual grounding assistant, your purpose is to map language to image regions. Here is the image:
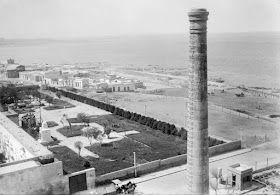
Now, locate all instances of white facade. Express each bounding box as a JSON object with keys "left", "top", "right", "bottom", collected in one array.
[
  {"left": 73, "top": 78, "right": 89, "bottom": 89},
  {"left": 108, "top": 81, "right": 135, "bottom": 92}
]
